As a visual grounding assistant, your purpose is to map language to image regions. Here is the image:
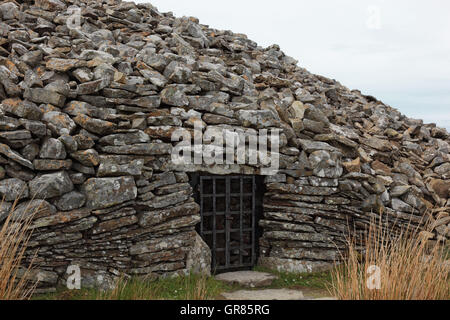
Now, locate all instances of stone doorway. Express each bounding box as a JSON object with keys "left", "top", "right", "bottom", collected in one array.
[{"left": 190, "top": 174, "right": 264, "bottom": 273}]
